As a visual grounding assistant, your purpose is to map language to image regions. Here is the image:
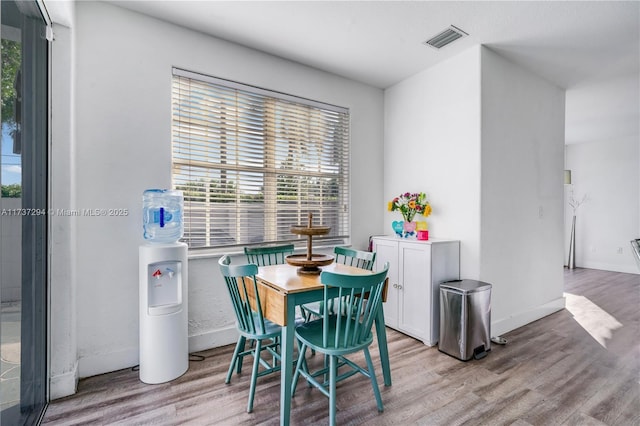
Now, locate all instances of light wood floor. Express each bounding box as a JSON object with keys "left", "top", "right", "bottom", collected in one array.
[{"left": 42, "top": 268, "right": 639, "bottom": 425}]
